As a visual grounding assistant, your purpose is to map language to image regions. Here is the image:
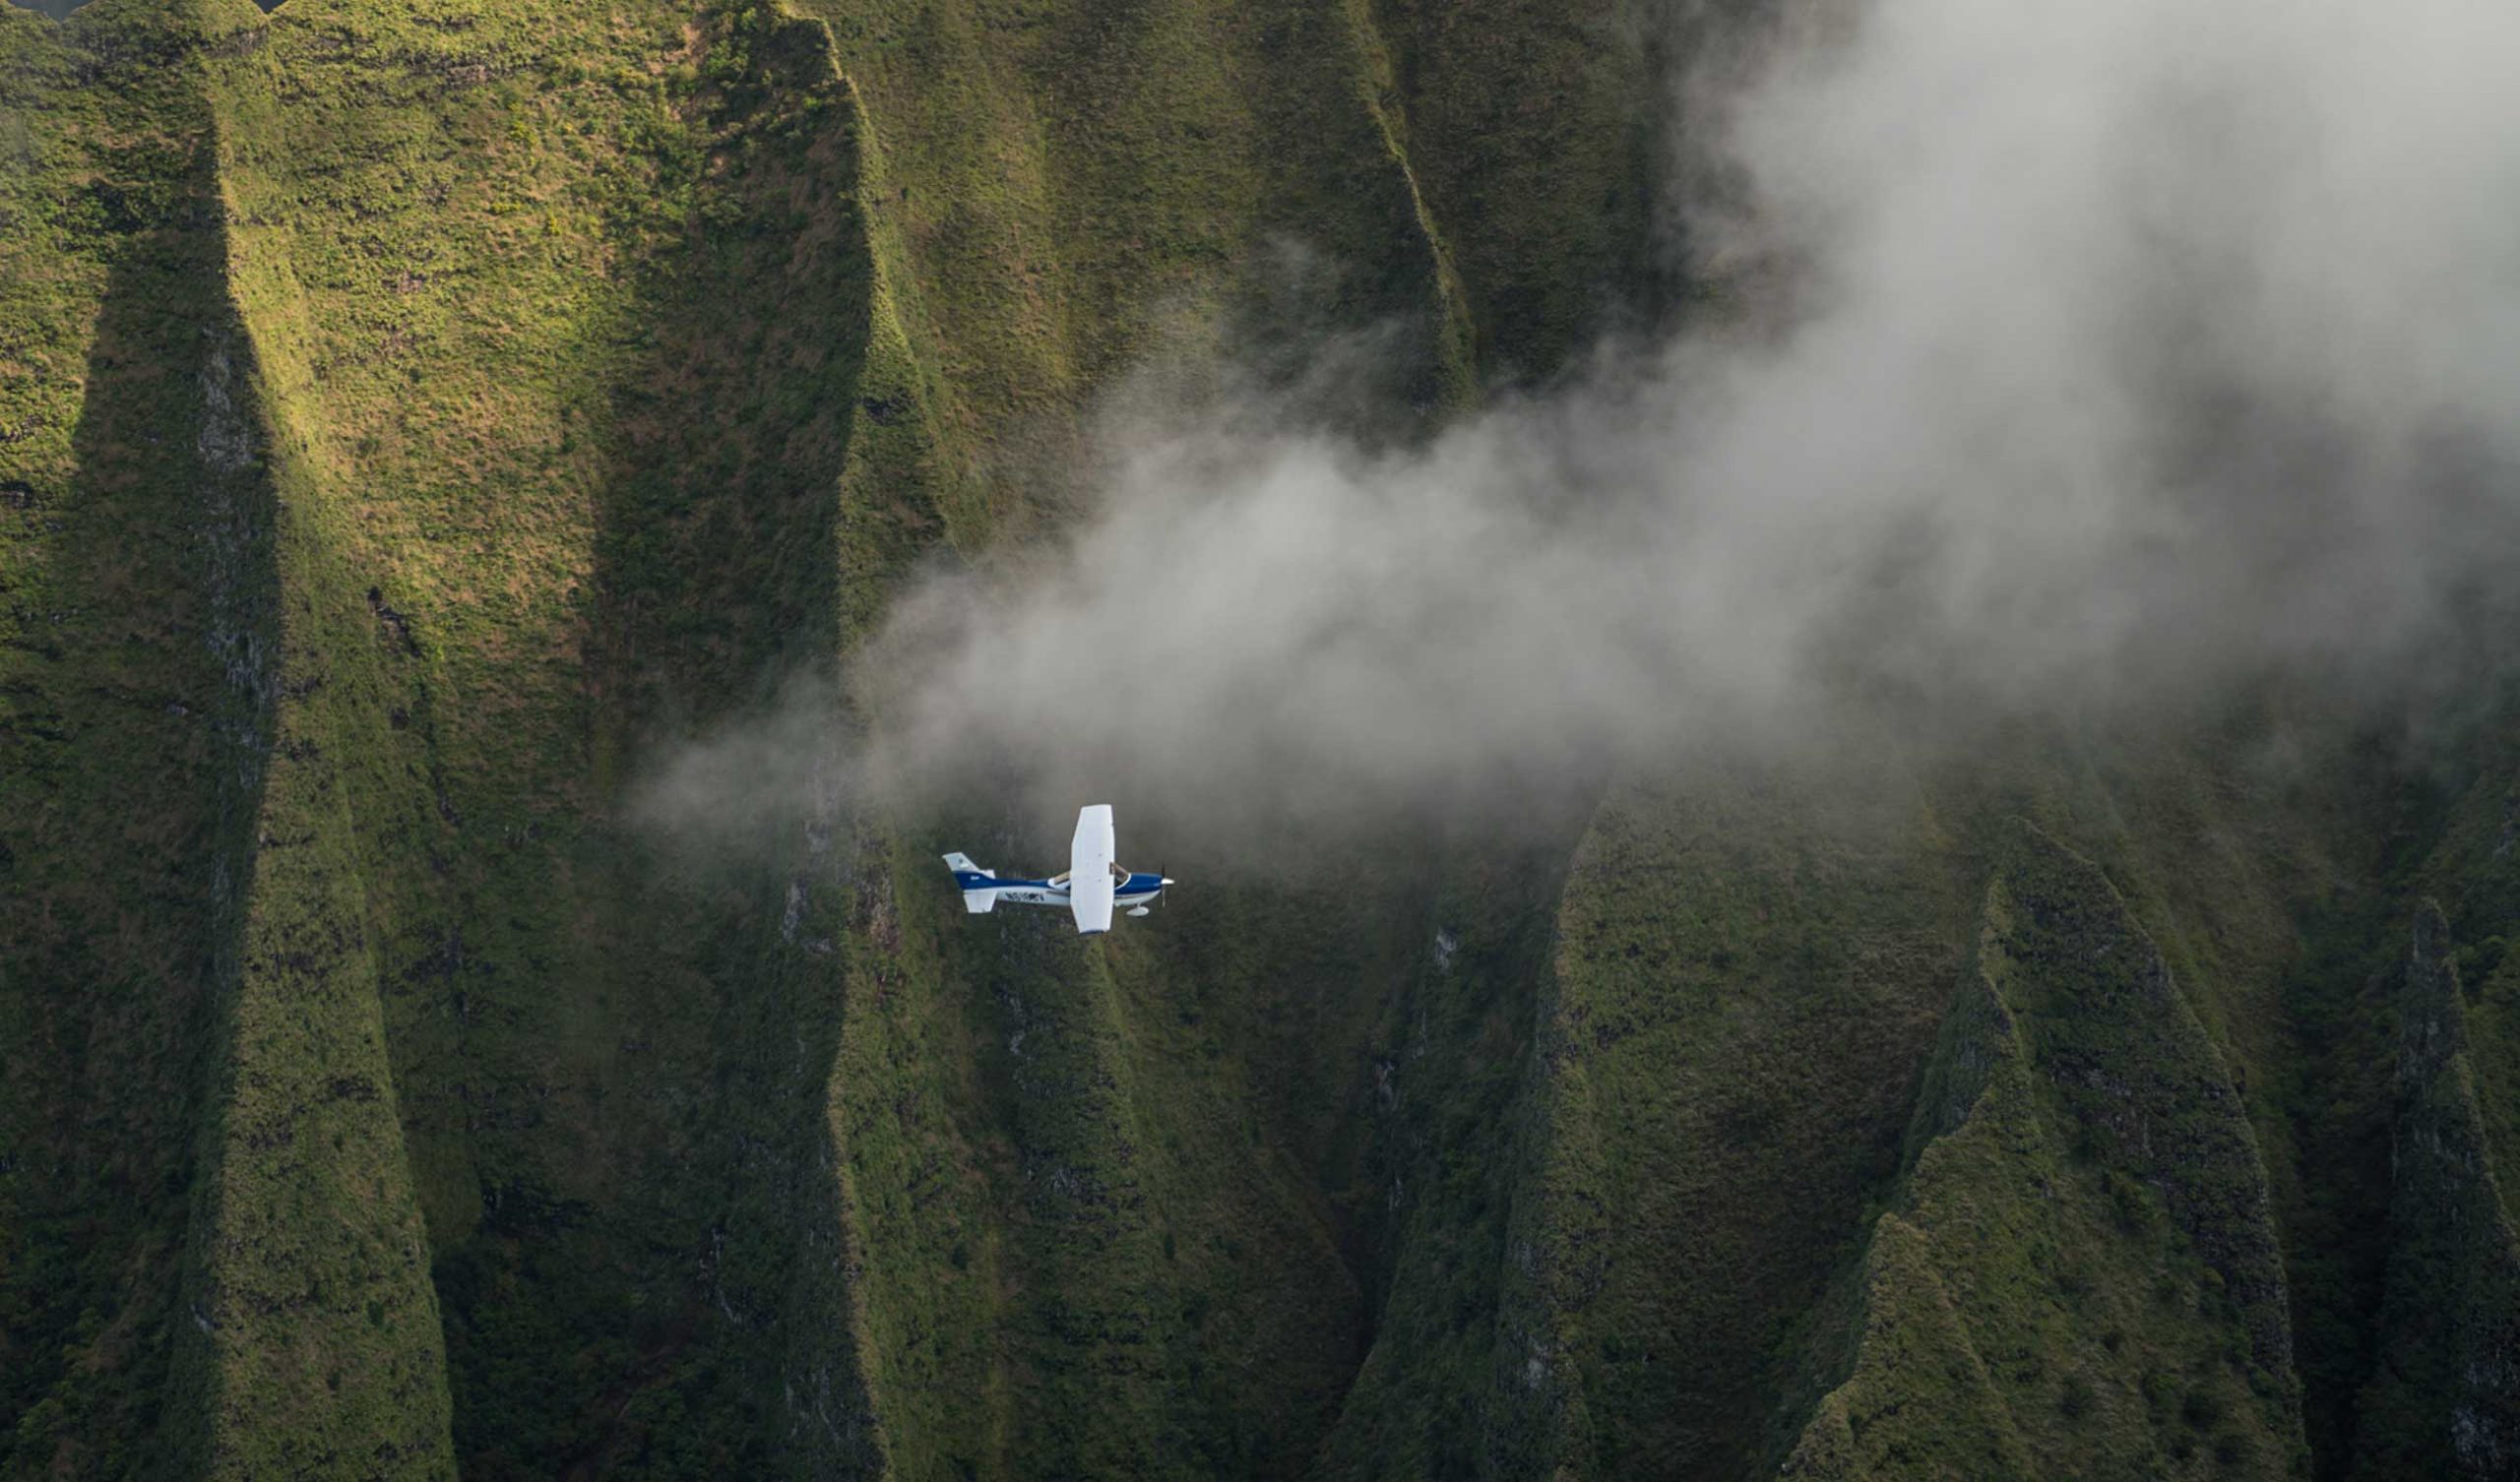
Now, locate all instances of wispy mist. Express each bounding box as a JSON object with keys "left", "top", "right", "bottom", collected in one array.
[{"left": 644, "top": 0, "right": 2520, "bottom": 848}]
